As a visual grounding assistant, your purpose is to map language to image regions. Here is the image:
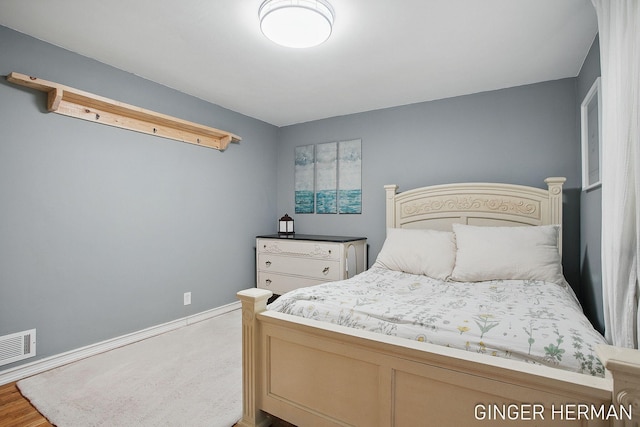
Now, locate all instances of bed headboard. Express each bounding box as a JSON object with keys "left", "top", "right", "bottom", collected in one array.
[{"left": 385, "top": 177, "right": 566, "bottom": 252}]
